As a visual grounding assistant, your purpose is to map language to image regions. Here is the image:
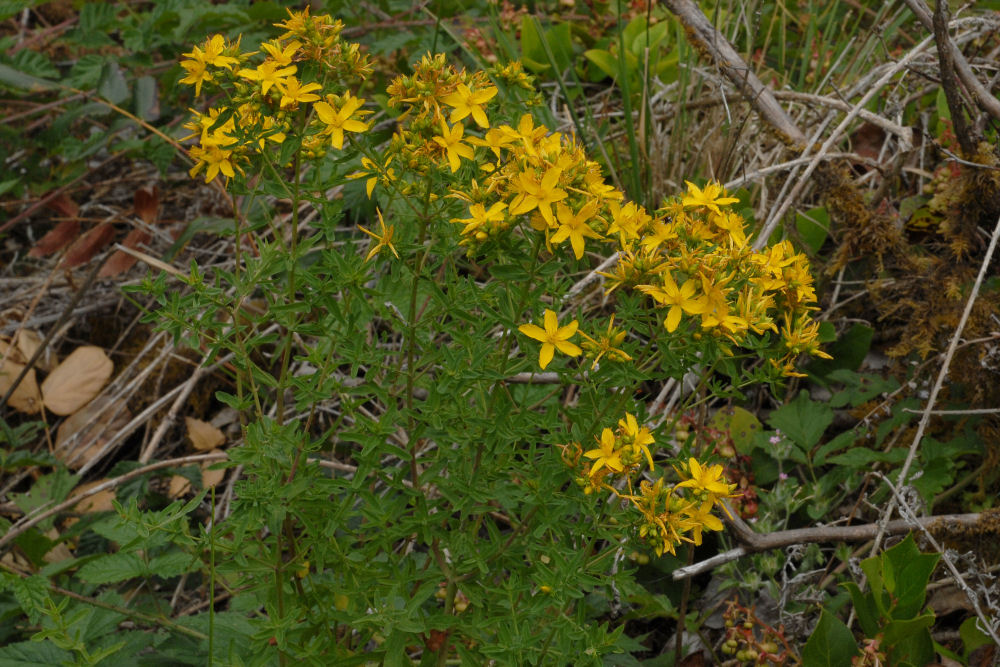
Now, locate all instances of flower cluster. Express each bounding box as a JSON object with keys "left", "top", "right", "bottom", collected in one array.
[
  {"left": 179, "top": 8, "right": 373, "bottom": 184},
  {"left": 562, "top": 413, "right": 738, "bottom": 557}
]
